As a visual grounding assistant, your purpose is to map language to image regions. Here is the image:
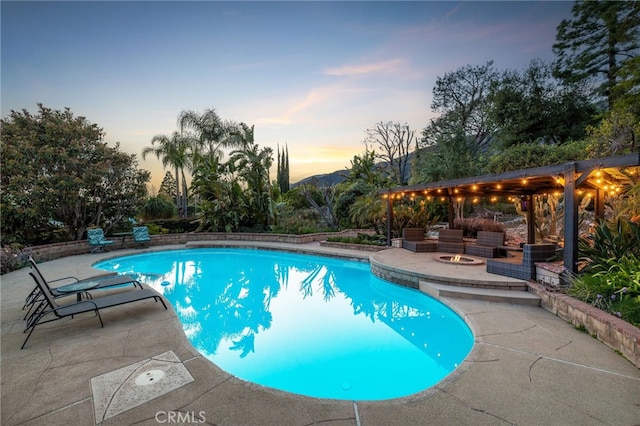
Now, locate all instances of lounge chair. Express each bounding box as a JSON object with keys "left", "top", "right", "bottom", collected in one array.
[
  {"left": 437, "top": 229, "right": 465, "bottom": 253},
  {"left": 401, "top": 228, "right": 437, "bottom": 252},
  {"left": 132, "top": 226, "right": 151, "bottom": 247},
  {"left": 23, "top": 256, "right": 142, "bottom": 318},
  {"left": 22, "top": 271, "right": 167, "bottom": 349},
  {"left": 87, "top": 228, "right": 114, "bottom": 253}
]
